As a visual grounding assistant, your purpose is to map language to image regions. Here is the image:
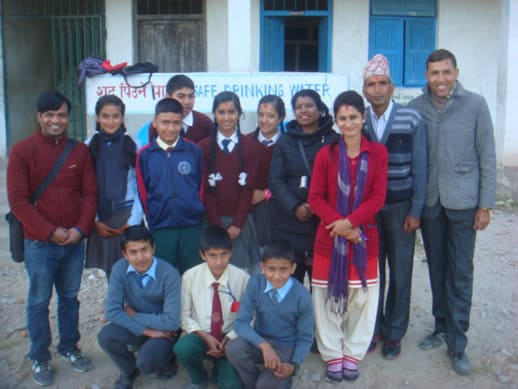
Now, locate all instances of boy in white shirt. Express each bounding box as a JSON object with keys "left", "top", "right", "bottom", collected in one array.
[{"left": 174, "top": 224, "right": 249, "bottom": 389}]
